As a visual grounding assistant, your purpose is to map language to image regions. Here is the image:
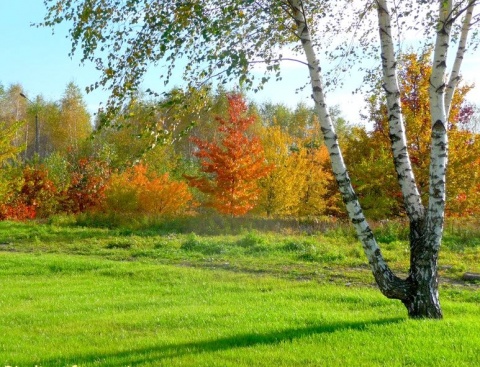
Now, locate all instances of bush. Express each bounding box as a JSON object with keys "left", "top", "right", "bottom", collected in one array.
[
  {"left": 0, "top": 202, "right": 36, "bottom": 221},
  {"left": 0, "top": 165, "right": 59, "bottom": 220},
  {"left": 20, "top": 166, "right": 59, "bottom": 218},
  {"left": 61, "top": 158, "right": 111, "bottom": 213},
  {"left": 104, "top": 164, "right": 194, "bottom": 218},
  {"left": 0, "top": 157, "right": 114, "bottom": 221}
]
